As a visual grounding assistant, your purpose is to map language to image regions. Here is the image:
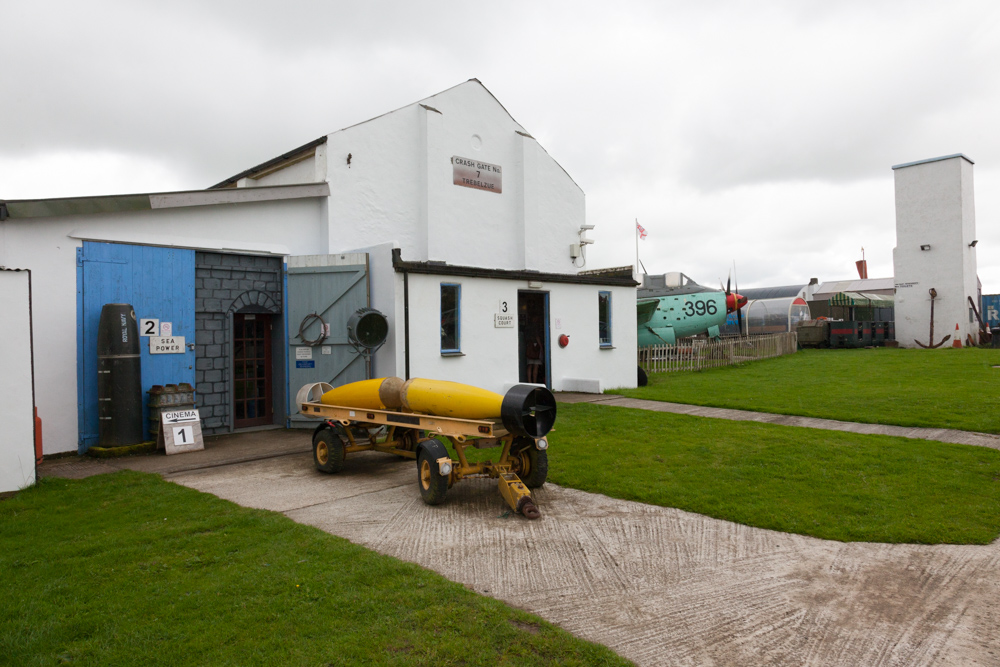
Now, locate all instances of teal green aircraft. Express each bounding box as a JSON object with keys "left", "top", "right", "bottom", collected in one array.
[{"left": 637, "top": 272, "right": 747, "bottom": 346}]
